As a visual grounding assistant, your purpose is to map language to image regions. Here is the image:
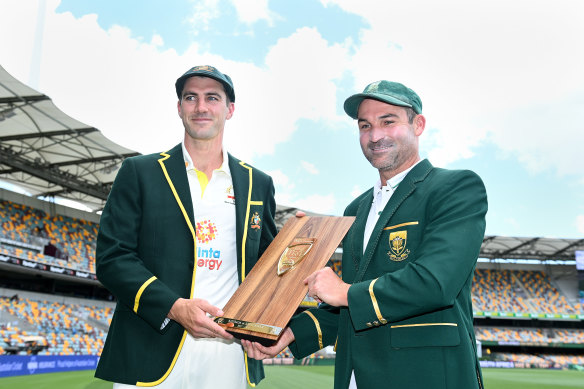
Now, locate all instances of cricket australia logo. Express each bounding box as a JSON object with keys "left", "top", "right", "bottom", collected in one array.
[
  {"left": 387, "top": 231, "right": 410, "bottom": 261},
  {"left": 250, "top": 212, "right": 261, "bottom": 229}
]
